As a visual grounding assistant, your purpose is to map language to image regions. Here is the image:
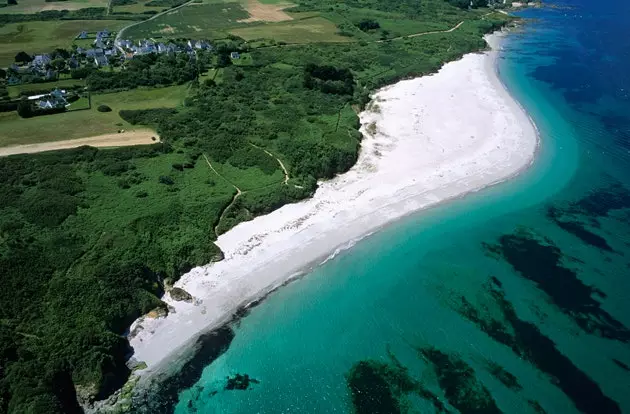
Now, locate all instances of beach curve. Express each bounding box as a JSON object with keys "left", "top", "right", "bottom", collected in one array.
[{"left": 127, "top": 30, "right": 538, "bottom": 385}]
